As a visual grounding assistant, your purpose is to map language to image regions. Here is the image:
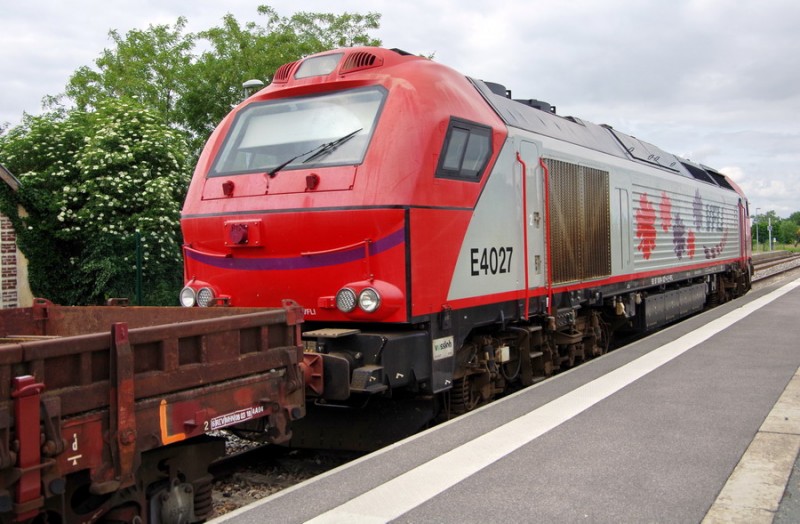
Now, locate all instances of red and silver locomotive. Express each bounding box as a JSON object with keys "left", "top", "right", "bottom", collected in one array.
[{"left": 181, "top": 47, "right": 751, "bottom": 422}]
